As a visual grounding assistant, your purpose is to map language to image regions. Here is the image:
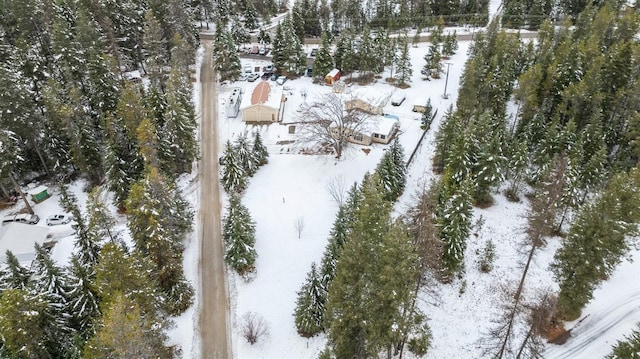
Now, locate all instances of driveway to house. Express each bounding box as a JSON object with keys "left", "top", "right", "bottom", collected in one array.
[{"left": 199, "top": 38, "right": 231, "bottom": 359}]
